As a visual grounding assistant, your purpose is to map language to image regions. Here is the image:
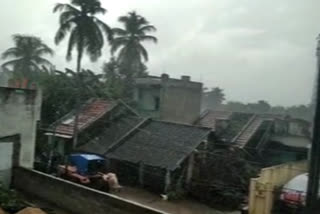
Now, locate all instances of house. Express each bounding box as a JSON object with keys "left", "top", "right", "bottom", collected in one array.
[
  {"left": 78, "top": 118, "right": 211, "bottom": 193},
  {"left": 45, "top": 93, "right": 210, "bottom": 193},
  {"left": 77, "top": 115, "right": 145, "bottom": 155},
  {"left": 196, "top": 110, "right": 310, "bottom": 165},
  {"left": 0, "top": 84, "right": 42, "bottom": 168},
  {"left": 196, "top": 110, "right": 269, "bottom": 149},
  {"left": 134, "top": 74, "right": 202, "bottom": 124},
  {"left": 44, "top": 99, "right": 136, "bottom": 155},
  {"left": 260, "top": 117, "right": 311, "bottom": 165}
]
